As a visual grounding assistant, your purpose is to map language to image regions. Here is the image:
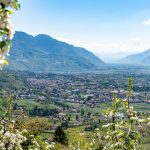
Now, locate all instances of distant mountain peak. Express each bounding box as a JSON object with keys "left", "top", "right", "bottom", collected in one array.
[
  {"left": 119, "top": 49, "right": 150, "bottom": 65},
  {"left": 14, "top": 31, "right": 33, "bottom": 39},
  {"left": 35, "top": 34, "right": 53, "bottom": 39}
]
